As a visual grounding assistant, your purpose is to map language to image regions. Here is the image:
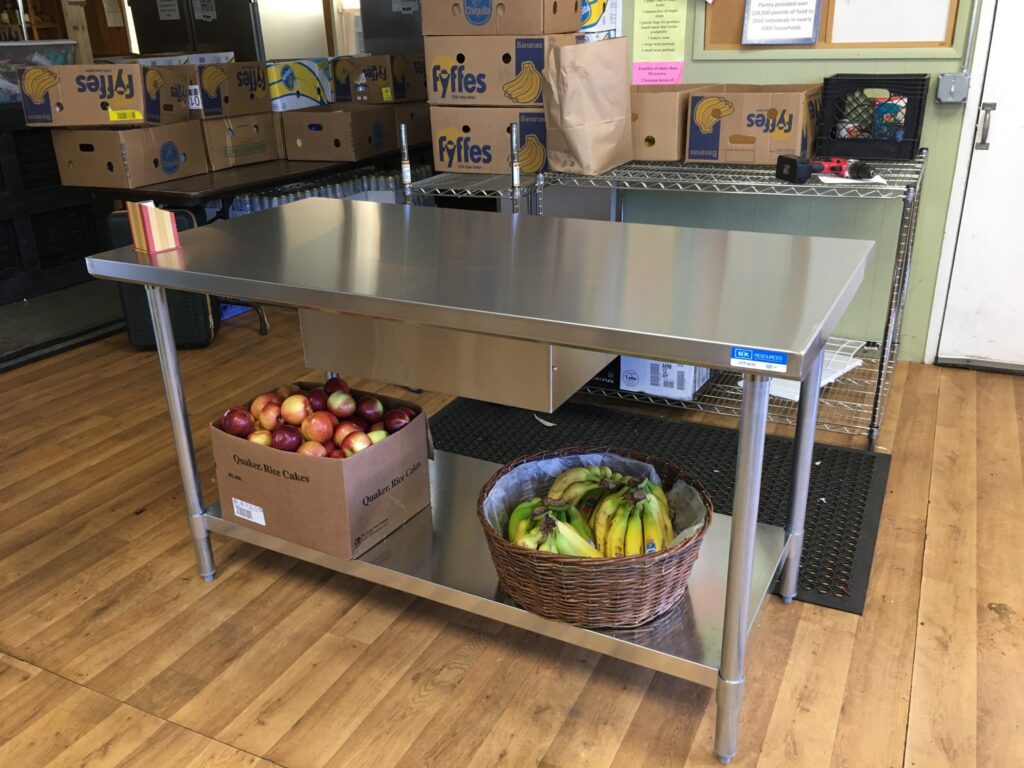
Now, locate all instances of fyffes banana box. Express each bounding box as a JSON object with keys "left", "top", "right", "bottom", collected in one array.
[
  {"left": 187, "top": 62, "right": 270, "bottom": 119},
  {"left": 421, "top": 0, "right": 583, "bottom": 36},
  {"left": 333, "top": 54, "right": 426, "bottom": 105},
  {"left": 685, "top": 84, "right": 822, "bottom": 165},
  {"left": 267, "top": 59, "right": 333, "bottom": 112},
  {"left": 18, "top": 64, "right": 190, "bottom": 127},
  {"left": 430, "top": 106, "right": 547, "bottom": 175},
  {"left": 425, "top": 35, "right": 577, "bottom": 107}
]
